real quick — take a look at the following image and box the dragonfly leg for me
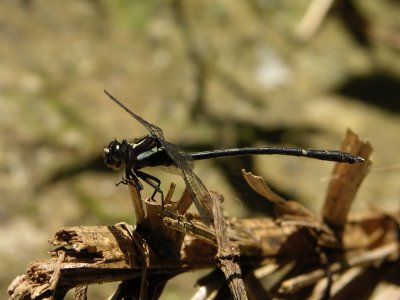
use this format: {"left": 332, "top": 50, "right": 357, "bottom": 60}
{"left": 116, "top": 177, "right": 128, "bottom": 186}
{"left": 117, "top": 171, "right": 144, "bottom": 191}
{"left": 135, "top": 170, "right": 165, "bottom": 211}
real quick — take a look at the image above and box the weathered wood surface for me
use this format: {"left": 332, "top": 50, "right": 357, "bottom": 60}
{"left": 8, "top": 131, "right": 400, "bottom": 300}
{"left": 8, "top": 208, "right": 399, "bottom": 299}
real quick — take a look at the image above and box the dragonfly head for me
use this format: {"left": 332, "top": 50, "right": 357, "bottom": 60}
{"left": 104, "top": 140, "right": 124, "bottom": 171}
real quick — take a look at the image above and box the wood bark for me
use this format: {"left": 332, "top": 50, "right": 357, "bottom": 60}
{"left": 8, "top": 131, "right": 400, "bottom": 300}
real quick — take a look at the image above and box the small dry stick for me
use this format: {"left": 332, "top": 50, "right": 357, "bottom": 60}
{"left": 128, "top": 181, "right": 145, "bottom": 223}
{"left": 163, "top": 216, "right": 217, "bottom": 246}
{"left": 279, "top": 241, "right": 399, "bottom": 294}
{"left": 295, "top": 0, "right": 336, "bottom": 41}
{"left": 212, "top": 191, "right": 248, "bottom": 300}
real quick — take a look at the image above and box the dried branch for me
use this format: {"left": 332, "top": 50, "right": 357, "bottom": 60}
{"left": 212, "top": 191, "right": 247, "bottom": 300}
{"left": 8, "top": 130, "right": 400, "bottom": 300}
{"left": 8, "top": 206, "right": 399, "bottom": 299}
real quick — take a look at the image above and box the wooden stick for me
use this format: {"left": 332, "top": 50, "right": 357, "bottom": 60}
{"left": 295, "top": 0, "right": 336, "bottom": 41}
{"left": 8, "top": 210, "right": 399, "bottom": 299}
{"left": 322, "top": 129, "right": 373, "bottom": 232}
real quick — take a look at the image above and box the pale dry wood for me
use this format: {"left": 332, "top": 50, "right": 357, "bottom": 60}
{"left": 128, "top": 182, "right": 145, "bottom": 223}
{"left": 8, "top": 131, "right": 400, "bottom": 300}
{"left": 295, "top": 0, "right": 336, "bottom": 41}
{"left": 242, "top": 169, "right": 332, "bottom": 230}
{"left": 323, "top": 129, "right": 373, "bottom": 232}
{"left": 279, "top": 241, "right": 399, "bottom": 294}
{"left": 176, "top": 186, "right": 193, "bottom": 215}
{"left": 8, "top": 208, "right": 399, "bottom": 300}
{"left": 242, "top": 169, "right": 338, "bottom": 248}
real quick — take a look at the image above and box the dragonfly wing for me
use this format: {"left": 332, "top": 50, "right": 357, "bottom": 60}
{"left": 159, "top": 165, "right": 182, "bottom": 175}
{"left": 180, "top": 167, "right": 213, "bottom": 225}
{"left": 105, "top": 90, "right": 165, "bottom": 138}
{"left": 122, "top": 107, "right": 212, "bottom": 224}
{"left": 162, "top": 141, "right": 213, "bottom": 225}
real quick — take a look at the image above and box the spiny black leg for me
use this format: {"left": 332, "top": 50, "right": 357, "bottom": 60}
{"left": 136, "top": 170, "right": 165, "bottom": 211}
{"left": 128, "top": 172, "right": 144, "bottom": 191}
{"left": 135, "top": 170, "right": 162, "bottom": 199}
{"left": 134, "top": 170, "right": 178, "bottom": 219}
{"left": 117, "top": 171, "right": 144, "bottom": 191}
{"left": 116, "top": 177, "right": 128, "bottom": 186}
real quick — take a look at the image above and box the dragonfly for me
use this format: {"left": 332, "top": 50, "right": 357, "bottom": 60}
{"left": 103, "top": 90, "right": 364, "bottom": 225}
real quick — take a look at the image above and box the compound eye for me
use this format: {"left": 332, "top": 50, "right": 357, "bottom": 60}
{"left": 110, "top": 142, "right": 122, "bottom": 158}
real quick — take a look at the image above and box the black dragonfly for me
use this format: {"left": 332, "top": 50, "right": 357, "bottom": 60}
{"left": 103, "top": 91, "right": 364, "bottom": 225}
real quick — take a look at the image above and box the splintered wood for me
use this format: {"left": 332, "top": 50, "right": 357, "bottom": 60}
{"left": 323, "top": 129, "right": 373, "bottom": 232}
{"left": 8, "top": 131, "right": 400, "bottom": 300}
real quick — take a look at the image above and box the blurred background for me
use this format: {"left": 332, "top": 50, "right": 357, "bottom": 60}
{"left": 1, "top": 0, "right": 399, "bottom": 298}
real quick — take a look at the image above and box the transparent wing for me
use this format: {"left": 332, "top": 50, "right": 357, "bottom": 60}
{"left": 104, "top": 90, "right": 165, "bottom": 138}
{"left": 162, "top": 141, "right": 213, "bottom": 225}
{"left": 180, "top": 167, "right": 213, "bottom": 225}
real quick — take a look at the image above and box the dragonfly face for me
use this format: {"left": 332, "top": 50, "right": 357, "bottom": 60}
{"left": 104, "top": 140, "right": 126, "bottom": 171}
